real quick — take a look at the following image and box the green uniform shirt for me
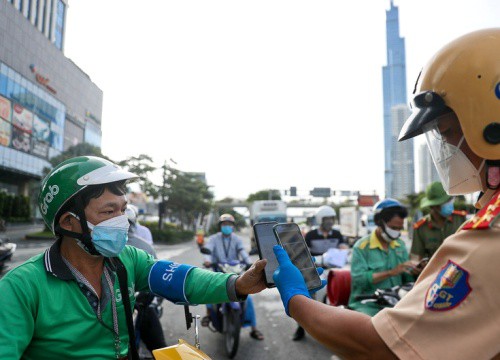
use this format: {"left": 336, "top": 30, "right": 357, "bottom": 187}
{"left": 0, "top": 242, "right": 232, "bottom": 360}
{"left": 348, "top": 231, "right": 414, "bottom": 316}
{"left": 411, "top": 212, "right": 466, "bottom": 259}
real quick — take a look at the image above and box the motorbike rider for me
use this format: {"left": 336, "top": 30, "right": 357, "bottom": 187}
{"left": 411, "top": 181, "right": 467, "bottom": 261}
{"left": 272, "top": 28, "right": 500, "bottom": 359}
{"left": 202, "top": 213, "right": 264, "bottom": 341}
{"left": 0, "top": 156, "right": 267, "bottom": 359}
{"left": 293, "top": 205, "right": 348, "bottom": 341}
{"left": 124, "top": 204, "right": 167, "bottom": 353}
{"left": 126, "top": 204, "right": 154, "bottom": 246}
{"left": 348, "top": 199, "right": 419, "bottom": 316}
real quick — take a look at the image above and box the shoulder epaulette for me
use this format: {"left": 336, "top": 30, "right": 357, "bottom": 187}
{"left": 413, "top": 218, "right": 427, "bottom": 229}
{"left": 462, "top": 192, "right": 500, "bottom": 230}
{"left": 452, "top": 210, "right": 467, "bottom": 217}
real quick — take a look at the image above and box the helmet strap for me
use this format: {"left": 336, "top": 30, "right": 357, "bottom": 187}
{"left": 56, "top": 194, "right": 101, "bottom": 256}
{"left": 486, "top": 160, "right": 500, "bottom": 190}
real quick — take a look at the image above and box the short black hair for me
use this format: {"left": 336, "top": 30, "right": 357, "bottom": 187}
{"left": 374, "top": 206, "right": 408, "bottom": 226}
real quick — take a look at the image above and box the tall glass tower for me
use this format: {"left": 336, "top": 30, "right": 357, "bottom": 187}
{"left": 382, "top": 1, "right": 414, "bottom": 198}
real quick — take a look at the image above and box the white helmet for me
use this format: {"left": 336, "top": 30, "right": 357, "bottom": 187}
{"left": 315, "top": 205, "right": 336, "bottom": 225}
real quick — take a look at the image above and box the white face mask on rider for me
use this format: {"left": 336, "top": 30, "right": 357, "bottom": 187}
{"left": 381, "top": 223, "right": 401, "bottom": 242}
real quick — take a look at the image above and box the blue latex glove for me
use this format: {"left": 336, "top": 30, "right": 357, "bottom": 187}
{"left": 273, "top": 245, "right": 326, "bottom": 316}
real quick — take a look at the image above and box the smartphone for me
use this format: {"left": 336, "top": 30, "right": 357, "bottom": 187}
{"left": 273, "top": 223, "right": 322, "bottom": 290}
{"left": 253, "top": 221, "right": 279, "bottom": 287}
{"left": 416, "top": 257, "right": 429, "bottom": 270}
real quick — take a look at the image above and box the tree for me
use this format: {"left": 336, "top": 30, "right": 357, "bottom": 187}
{"left": 117, "top": 154, "right": 158, "bottom": 197}
{"left": 246, "top": 189, "right": 282, "bottom": 202}
{"left": 401, "top": 191, "right": 425, "bottom": 238}
{"left": 48, "top": 143, "right": 111, "bottom": 169}
{"left": 162, "top": 166, "right": 214, "bottom": 230}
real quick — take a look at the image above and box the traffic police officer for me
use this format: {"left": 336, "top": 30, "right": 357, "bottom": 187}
{"left": 411, "top": 181, "right": 467, "bottom": 260}
{"left": 272, "top": 28, "right": 500, "bottom": 359}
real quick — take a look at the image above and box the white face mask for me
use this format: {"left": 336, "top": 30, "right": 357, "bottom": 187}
{"left": 382, "top": 222, "right": 401, "bottom": 241}
{"left": 424, "top": 123, "right": 485, "bottom": 195}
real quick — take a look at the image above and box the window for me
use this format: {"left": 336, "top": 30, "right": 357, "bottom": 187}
{"left": 54, "top": 0, "right": 65, "bottom": 50}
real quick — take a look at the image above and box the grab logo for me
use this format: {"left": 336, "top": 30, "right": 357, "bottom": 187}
{"left": 40, "top": 185, "right": 59, "bottom": 215}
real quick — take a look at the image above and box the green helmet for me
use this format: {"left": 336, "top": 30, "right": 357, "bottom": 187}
{"left": 420, "top": 182, "right": 452, "bottom": 210}
{"left": 39, "top": 156, "right": 138, "bottom": 233}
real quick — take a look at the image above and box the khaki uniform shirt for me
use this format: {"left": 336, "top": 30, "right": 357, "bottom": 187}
{"left": 372, "top": 191, "right": 500, "bottom": 360}
{"left": 411, "top": 211, "right": 467, "bottom": 259}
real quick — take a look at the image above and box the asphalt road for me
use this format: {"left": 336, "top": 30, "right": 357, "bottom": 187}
{"left": 6, "top": 228, "right": 339, "bottom": 360}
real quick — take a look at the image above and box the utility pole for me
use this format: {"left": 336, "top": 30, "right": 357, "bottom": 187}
{"left": 158, "top": 160, "right": 168, "bottom": 230}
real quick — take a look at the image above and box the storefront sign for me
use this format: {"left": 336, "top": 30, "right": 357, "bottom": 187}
{"left": 85, "top": 110, "right": 101, "bottom": 123}
{"left": 33, "top": 115, "right": 50, "bottom": 142}
{"left": 12, "top": 104, "right": 33, "bottom": 134}
{"left": 29, "top": 64, "right": 57, "bottom": 94}
{"left": 0, "top": 96, "right": 11, "bottom": 122}
{"left": 31, "top": 138, "right": 49, "bottom": 158}
{"left": 11, "top": 126, "right": 31, "bottom": 153}
{"left": 0, "top": 119, "right": 11, "bottom": 146}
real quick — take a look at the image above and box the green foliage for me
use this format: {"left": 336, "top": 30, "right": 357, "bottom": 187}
{"left": 47, "top": 143, "right": 111, "bottom": 169}
{"left": 400, "top": 192, "right": 425, "bottom": 223}
{"left": 161, "top": 167, "right": 214, "bottom": 230}
{"left": 0, "top": 192, "right": 31, "bottom": 221}
{"left": 117, "top": 154, "right": 158, "bottom": 197}
{"left": 246, "top": 189, "right": 282, "bottom": 202}
{"left": 141, "top": 221, "right": 194, "bottom": 244}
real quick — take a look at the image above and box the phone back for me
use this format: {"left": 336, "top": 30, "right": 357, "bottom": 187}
{"left": 274, "top": 223, "right": 322, "bottom": 290}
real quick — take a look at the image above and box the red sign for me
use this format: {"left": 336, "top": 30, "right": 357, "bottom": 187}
{"left": 29, "top": 64, "right": 57, "bottom": 94}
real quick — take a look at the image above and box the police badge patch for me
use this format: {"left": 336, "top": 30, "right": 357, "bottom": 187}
{"left": 425, "top": 260, "right": 472, "bottom": 311}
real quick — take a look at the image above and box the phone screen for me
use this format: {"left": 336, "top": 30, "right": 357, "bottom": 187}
{"left": 274, "top": 223, "right": 322, "bottom": 290}
{"left": 253, "top": 222, "right": 279, "bottom": 287}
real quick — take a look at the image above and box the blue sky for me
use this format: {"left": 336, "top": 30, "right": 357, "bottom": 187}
{"left": 64, "top": 0, "right": 500, "bottom": 199}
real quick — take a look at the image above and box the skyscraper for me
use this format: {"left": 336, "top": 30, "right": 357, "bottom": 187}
{"left": 391, "top": 104, "right": 414, "bottom": 198}
{"left": 382, "top": 0, "right": 414, "bottom": 198}
{"left": 418, "top": 142, "right": 440, "bottom": 192}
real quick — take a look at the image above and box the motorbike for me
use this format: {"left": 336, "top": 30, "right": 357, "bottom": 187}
{"left": 133, "top": 292, "right": 165, "bottom": 359}
{"left": 355, "top": 283, "right": 415, "bottom": 308}
{"left": 200, "top": 247, "right": 247, "bottom": 359}
{"left": 0, "top": 237, "right": 16, "bottom": 275}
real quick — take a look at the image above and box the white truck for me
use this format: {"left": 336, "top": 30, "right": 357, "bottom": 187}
{"left": 249, "top": 200, "right": 287, "bottom": 253}
{"left": 339, "top": 206, "right": 376, "bottom": 245}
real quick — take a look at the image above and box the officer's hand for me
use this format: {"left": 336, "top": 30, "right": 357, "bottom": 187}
{"left": 273, "top": 245, "right": 323, "bottom": 316}
{"left": 235, "top": 259, "right": 267, "bottom": 296}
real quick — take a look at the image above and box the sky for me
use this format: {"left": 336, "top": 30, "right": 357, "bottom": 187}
{"left": 63, "top": 0, "right": 500, "bottom": 200}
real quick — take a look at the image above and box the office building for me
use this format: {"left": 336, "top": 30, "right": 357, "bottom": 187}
{"left": 418, "top": 142, "right": 439, "bottom": 192}
{"left": 382, "top": 0, "right": 414, "bottom": 198}
{"left": 0, "top": 0, "right": 103, "bottom": 214}
{"left": 390, "top": 104, "right": 414, "bottom": 199}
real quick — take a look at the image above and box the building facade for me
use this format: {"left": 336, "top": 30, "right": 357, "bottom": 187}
{"left": 382, "top": 1, "right": 414, "bottom": 198}
{"left": 390, "top": 104, "right": 414, "bottom": 199}
{"left": 418, "top": 142, "right": 439, "bottom": 192}
{"left": 0, "top": 0, "right": 103, "bottom": 213}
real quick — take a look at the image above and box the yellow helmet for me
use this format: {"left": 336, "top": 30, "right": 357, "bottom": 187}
{"left": 152, "top": 339, "right": 212, "bottom": 360}
{"left": 399, "top": 28, "right": 500, "bottom": 160}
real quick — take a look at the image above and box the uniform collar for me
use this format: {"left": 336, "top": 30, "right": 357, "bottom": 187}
{"left": 428, "top": 213, "right": 452, "bottom": 229}
{"left": 44, "top": 238, "right": 75, "bottom": 281}
{"left": 369, "top": 231, "right": 400, "bottom": 250}
{"left": 475, "top": 189, "right": 499, "bottom": 209}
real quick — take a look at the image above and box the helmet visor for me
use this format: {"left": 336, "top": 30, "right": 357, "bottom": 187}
{"left": 399, "top": 91, "right": 452, "bottom": 141}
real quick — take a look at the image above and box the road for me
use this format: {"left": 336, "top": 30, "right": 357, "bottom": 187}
{"left": 7, "top": 228, "right": 339, "bottom": 360}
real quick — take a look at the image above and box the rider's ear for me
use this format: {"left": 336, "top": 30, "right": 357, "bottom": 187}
{"left": 59, "top": 212, "right": 77, "bottom": 232}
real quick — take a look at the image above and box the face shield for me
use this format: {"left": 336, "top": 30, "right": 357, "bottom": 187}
{"left": 422, "top": 118, "right": 485, "bottom": 195}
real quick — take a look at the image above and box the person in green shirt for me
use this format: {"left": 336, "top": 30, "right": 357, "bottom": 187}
{"left": 348, "top": 199, "right": 420, "bottom": 316}
{"left": 0, "top": 156, "right": 267, "bottom": 360}
{"left": 411, "top": 181, "right": 467, "bottom": 261}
